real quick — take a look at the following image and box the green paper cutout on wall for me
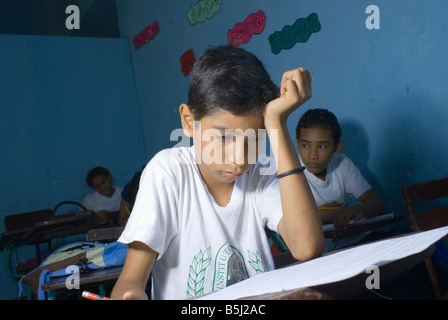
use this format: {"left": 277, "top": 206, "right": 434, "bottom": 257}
{"left": 268, "top": 13, "right": 321, "bottom": 54}
{"left": 187, "top": 0, "right": 222, "bottom": 25}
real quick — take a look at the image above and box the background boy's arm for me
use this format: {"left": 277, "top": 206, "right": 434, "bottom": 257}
{"left": 318, "top": 200, "right": 345, "bottom": 224}
{"left": 264, "top": 68, "right": 325, "bottom": 261}
{"left": 118, "top": 198, "right": 131, "bottom": 226}
{"left": 111, "top": 241, "right": 158, "bottom": 300}
{"left": 357, "top": 189, "right": 386, "bottom": 218}
{"left": 319, "top": 189, "right": 387, "bottom": 228}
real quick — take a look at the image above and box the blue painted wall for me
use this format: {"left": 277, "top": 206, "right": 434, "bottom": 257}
{"left": 0, "top": 35, "right": 146, "bottom": 299}
{"left": 116, "top": 0, "right": 448, "bottom": 213}
{"left": 1, "top": 0, "right": 447, "bottom": 299}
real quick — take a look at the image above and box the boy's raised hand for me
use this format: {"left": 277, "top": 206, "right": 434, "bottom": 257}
{"left": 264, "top": 68, "right": 312, "bottom": 123}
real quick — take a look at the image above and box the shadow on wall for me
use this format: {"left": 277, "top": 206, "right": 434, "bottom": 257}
{"left": 340, "top": 112, "right": 433, "bottom": 217}
{"left": 339, "top": 119, "right": 390, "bottom": 206}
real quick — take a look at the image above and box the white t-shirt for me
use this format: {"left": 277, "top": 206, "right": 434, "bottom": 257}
{"left": 82, "top": 186, "right": 122, "bottom": 212}
{"left": 119, "top": 146, "right": 283, "bottom": 300}
{"left": 301, "top": 153, "right": 372, "bottom": 251}
{"left": 302, "top": 153, "right": 371, "bottom": 206}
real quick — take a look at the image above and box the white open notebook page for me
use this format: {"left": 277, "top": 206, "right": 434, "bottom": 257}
{"left": 199, "top": 226, "right": 448, "bottom": 300}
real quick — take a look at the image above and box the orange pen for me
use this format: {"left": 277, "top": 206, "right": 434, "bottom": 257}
{"left": 82, "top": 291, "right": 111, "bottom": 300}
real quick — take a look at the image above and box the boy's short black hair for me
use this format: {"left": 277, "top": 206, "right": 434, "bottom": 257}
{"left": 86, "top": 167, "right": 111, "bottom": 187}
{"left": 188, "top": 45, "right": 279, "bottom": 120}
{"left": 296, "top": 108, "right": 342, "bottom": 143}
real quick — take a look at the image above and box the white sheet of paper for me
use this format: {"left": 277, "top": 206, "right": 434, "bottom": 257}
{"left": 199, "top": 226, "right": 448, "bottom": 300}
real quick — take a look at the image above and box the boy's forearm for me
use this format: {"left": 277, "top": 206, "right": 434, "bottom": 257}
{"left": 319, "top": 209, "right": 337, "bottom": 224}
{"left": 357, "top": 189, "right": 386, "bottom": 218}
{"left": 359, "top": 195, "right": 386, "bottom": 218}
{"left": 266, "top": 120, "right": 324, "bottom": 260}
{"left": 111, "top": 241, "right": 157, "bottom": 300}
{"left": 111, "top": 278, "right": 148, "bottom": 300}
{"left": 265, "top": 119, "right": 299, "bottom": 171}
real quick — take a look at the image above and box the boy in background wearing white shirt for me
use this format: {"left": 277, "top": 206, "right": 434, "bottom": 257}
{"left": 111, "top": 46, "right": 324, "bottom": 300}
{"left": 295, "top": 108, "right": 386, "bottom": 237}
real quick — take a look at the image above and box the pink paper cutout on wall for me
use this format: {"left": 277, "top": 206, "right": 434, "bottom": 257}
{"left": 180, "top": 49, "right": 196, "bottom": 76}
{"left": 133, "top": 21, "right": 159, "bottom": 50}
{"left": 227, "top": 11, "right": 266, "bottom": 48}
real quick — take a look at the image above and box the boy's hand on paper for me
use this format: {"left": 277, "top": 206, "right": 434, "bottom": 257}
{"left": 264, "top": 68, "right": 312, "bottom": 124}
{"left": 332, "top": 204, "right": 365, "bottom": 229}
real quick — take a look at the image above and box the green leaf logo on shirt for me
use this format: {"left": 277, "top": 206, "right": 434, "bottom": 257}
{"left": 186, "top": 247, "right": 211, "bottom": 298}
{"left": 247, "top": 250, "right": 265, "bottom": 274}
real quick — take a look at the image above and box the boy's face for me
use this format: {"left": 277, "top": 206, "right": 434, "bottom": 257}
{"left": 180, "top": 105, "right": 265, "bottom": 186}
{"left": 91, "top": 174, "right": 114, "bottom": 197}
{"left": 296, "top": 127, "right": 342, "bottom": 180}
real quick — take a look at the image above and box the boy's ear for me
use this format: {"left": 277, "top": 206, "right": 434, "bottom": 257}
{"left": 179, "top": 104, "right": 194, "bottom": 137}
{"left": 334, "top": 139, "right": 344, "bottom": 154}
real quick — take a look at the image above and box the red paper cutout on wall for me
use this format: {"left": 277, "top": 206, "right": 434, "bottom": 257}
{"left": 133, "top": 21, "right": 160, "bottom": 50}
{"left": 227, "top": 11, "right": 266, "bottom": 48}
{"left": 180, "top": 49, "right": 196, "bottom": 76}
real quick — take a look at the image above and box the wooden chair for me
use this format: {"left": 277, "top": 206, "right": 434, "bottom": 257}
{"left": 1, "top": 209, "right": 55, "bottom": 299}
{"left": 2, "top": 209, "right": 55, "bottom": 277}
{"left": 401, "top": 176, "right": 448, "bottom": 300}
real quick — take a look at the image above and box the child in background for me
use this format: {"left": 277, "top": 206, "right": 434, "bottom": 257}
{"left": 295, "top": 108, "right": 386, "bottom": 250}
{"left": 111, "top": 46, "right": 324, "bottom": 300}
{"left": 82, "top": 166, "right": 122, "bottom": 213}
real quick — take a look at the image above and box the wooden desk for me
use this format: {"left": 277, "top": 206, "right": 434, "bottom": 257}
{"left": 324, "top": 213, "right": 403, "bottom": 251}
{"left": 239, "top": 287, "right": 333, "bottom": 300}
{"left": 268, "top": 241, "right": 434, "bottom": 300}
{"left": 22, "top": 211, "right": 119, "bottom": 264}
{"left": 25, "top": 222, "right": 124, "bottom": 299}
{"left": 38, "top": 226, "right": 125, "bottom": 300}
{"left": 41, "top": 265, "right": 123, "bottom": 293}
{"left": 0, "top": 228, "right": 29, "bottom": 250}
{"left": 41, "top": 242, "right": 433, "bottom": 300}
{"left": 40, "top": 230, "right": 444, "bottom": 300}
{"left": 267, "top": 213, "right": 404, "bottom": 255}
{"left": 198, "top": 227, "right": 448, "bottom": 300}
{"left": 0, "top": 209, "right": 55, "bottom": 250}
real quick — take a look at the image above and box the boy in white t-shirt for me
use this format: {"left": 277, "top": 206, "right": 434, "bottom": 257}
{"left": 111, "top": 46, "right": 324, "bottom": 300}
{"left": 295, "top": 108, "right": 386, "bottom": 231}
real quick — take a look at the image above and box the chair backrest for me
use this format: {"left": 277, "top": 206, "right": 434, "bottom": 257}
{"left": 401, "top": 177, "right": 448, "bottom": 232}
{"left": 4, "top": 209, "right": 54, "bottom": 232}
{"left": 401, "top": 177, "right": 448, "bottom": 300}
